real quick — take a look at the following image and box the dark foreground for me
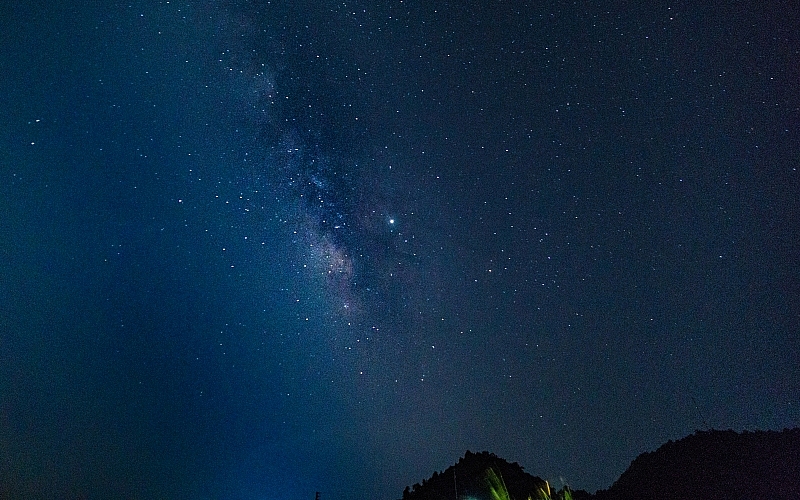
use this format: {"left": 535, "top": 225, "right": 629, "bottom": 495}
{"left": 401, "top": 428, "right": 800, "bottom": 500}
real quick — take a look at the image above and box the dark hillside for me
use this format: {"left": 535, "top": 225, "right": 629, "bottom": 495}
{"left": 400, "top": 429, "right": 799, "bottom": 500}
{"left": 401, "top": 450, "right": 590, "bottom": 500}
{"left": 594, "top": 428, "right": 800, "bottom": 500}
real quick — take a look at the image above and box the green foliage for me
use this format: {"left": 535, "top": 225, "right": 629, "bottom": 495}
{"left": 530, "top": 481, "right": 572, "bottom": 500}
{"left": 485, "top": 467, "right": 511, "bottom": 500}
{"left": 484, "top": 467, "right": 573, "bottom": 500}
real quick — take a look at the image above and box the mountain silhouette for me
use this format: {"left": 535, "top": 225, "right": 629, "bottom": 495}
{"left": 400, "top": 428, "right": 799, "bottom": 500}
{"left": 594, "top": 428, "right": 800, "bottom": 500}
{"left": 400, "top": 450, "right": 590, "bottom": 500}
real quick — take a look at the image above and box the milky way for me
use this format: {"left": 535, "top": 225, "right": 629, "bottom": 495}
{"left": 220, "top": 21, "right": 422, "bottom": 336}
{"left": 6, "top": 2, "right": 794, "bottom": 499}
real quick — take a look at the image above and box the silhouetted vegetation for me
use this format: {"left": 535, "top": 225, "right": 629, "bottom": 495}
{"left": 594, "top": 428, "right": 800, "bottom": 500}
{"left": 400, "top": 451, "right": 589, "bottom": 500}
{"left": 400, "top": 429, "right": 800, "bottom": 500}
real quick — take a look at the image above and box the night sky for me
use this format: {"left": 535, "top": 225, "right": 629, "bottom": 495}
{"left": 1, "top": 1, "right": 798, "bottom": 499}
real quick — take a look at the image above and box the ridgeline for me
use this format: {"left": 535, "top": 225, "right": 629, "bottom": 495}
{"left": 400, "top": 428, "right": 800, "bottom": 500}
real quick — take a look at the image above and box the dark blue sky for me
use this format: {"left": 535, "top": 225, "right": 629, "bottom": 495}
{"left": 1, "top": 1, "right": 798, "bottom": 499}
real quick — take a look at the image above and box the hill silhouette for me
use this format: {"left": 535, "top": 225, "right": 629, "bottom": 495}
{"left": 594, "top": 428, "right": 800, "bottom": 500}
{"left": 400, "top": 450, "right": 590, "bottom": 500}
{"left": 400, "top": 428, "right": 799, "bottom": 500}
